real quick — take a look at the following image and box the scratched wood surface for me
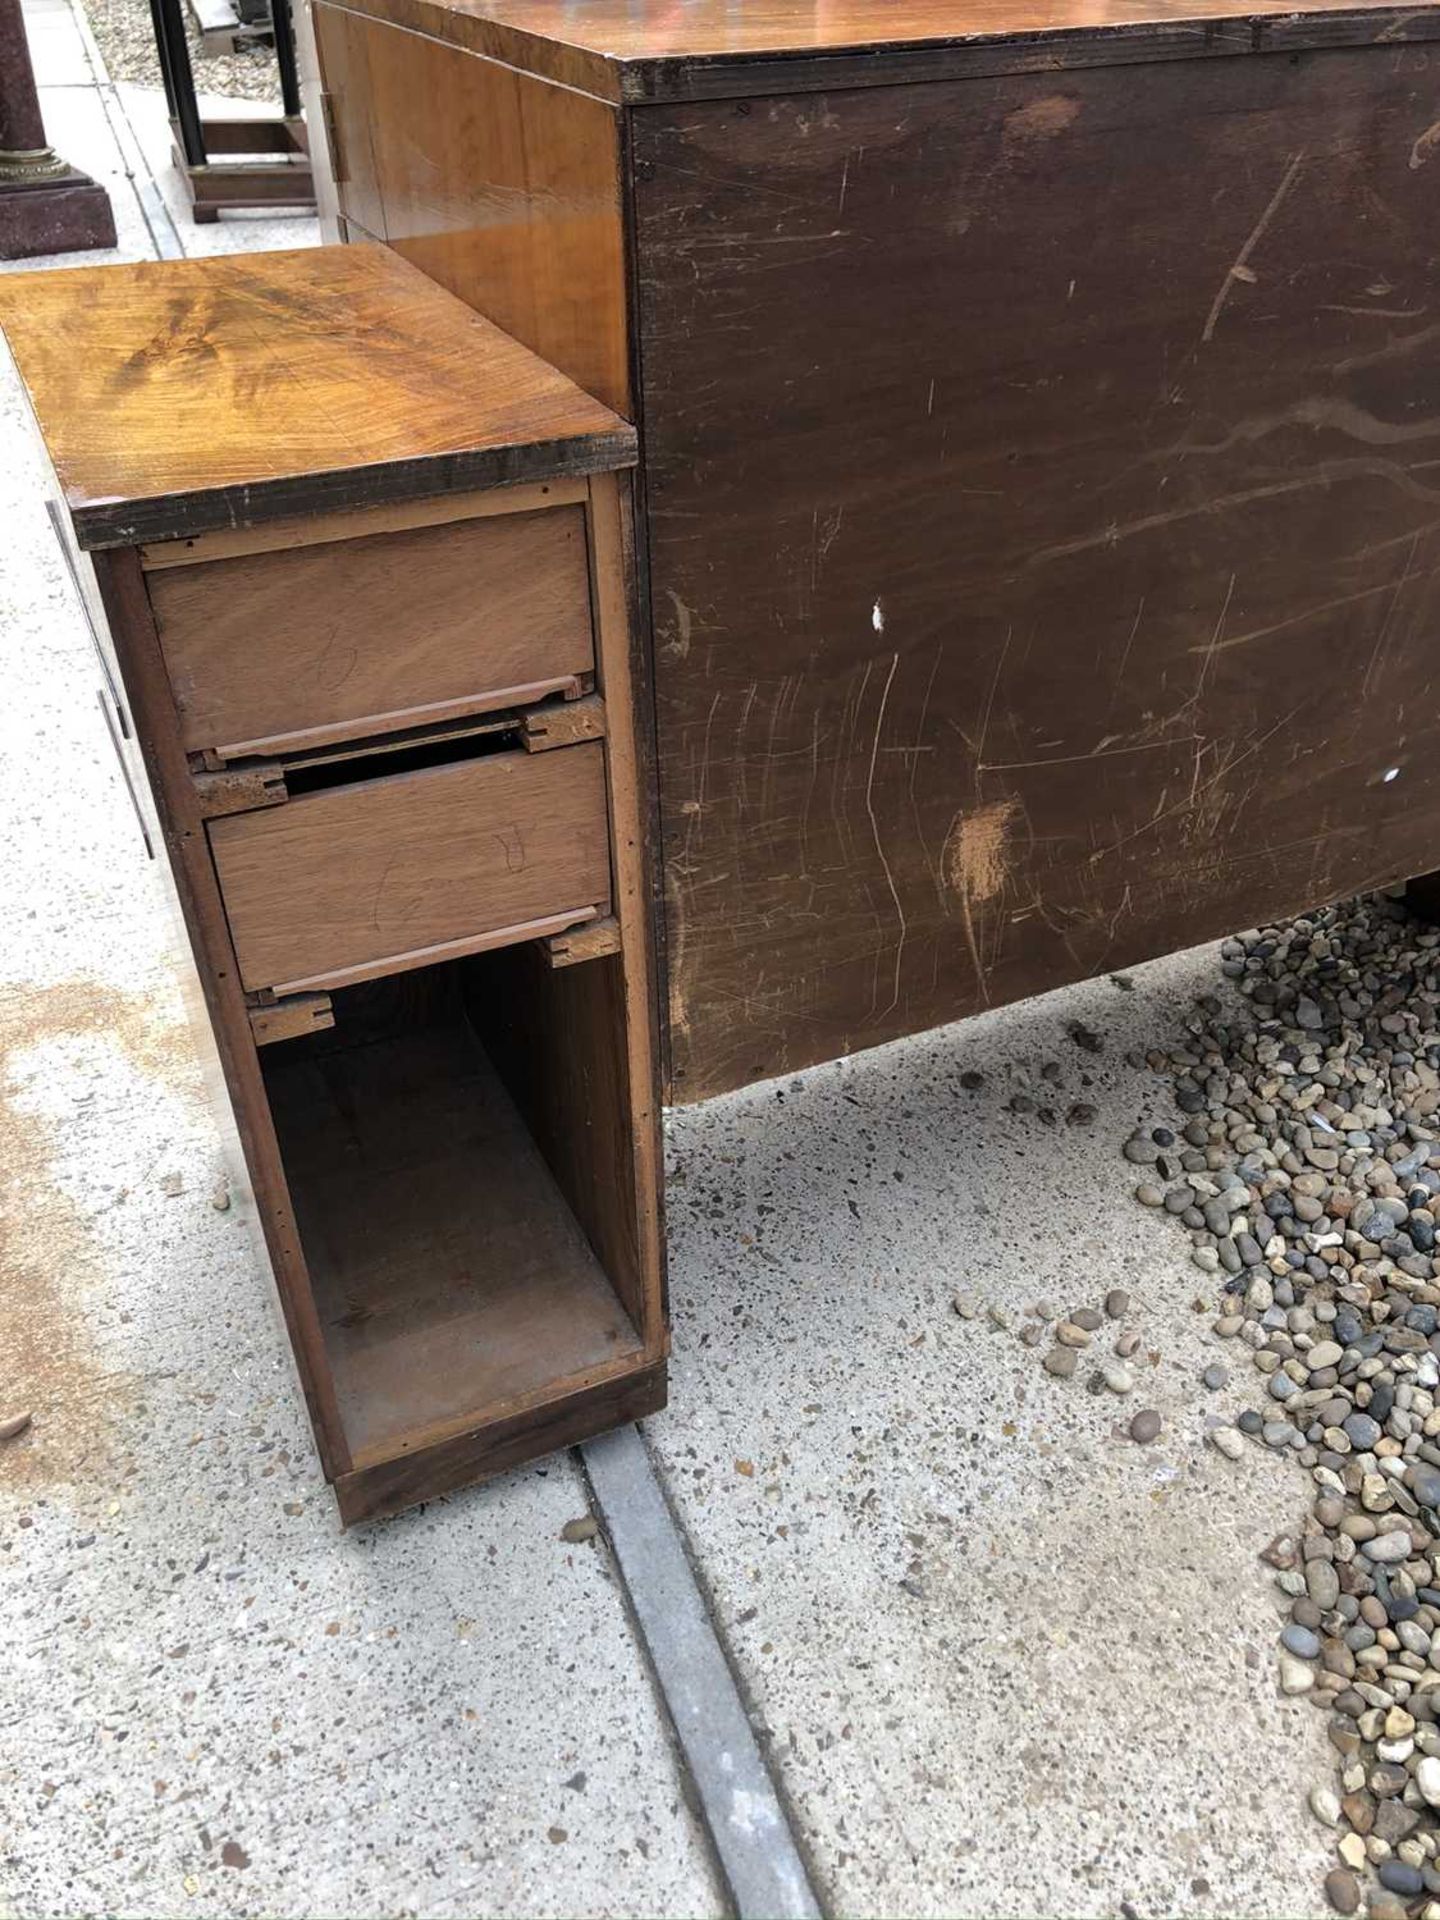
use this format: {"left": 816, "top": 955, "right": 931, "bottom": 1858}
{"left": 322, "top": 0, "right": 1440, "bottom": 100}
{"left": 0, "top": 243, "right": 634, "bottom": 547}
{"left": 634, "top": 51, "right": 1440, "bottom": 1101}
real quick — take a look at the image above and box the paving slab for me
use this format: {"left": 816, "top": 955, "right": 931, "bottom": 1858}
{"left": 658, "top": 960, "right": 1337, "bottom": 1919}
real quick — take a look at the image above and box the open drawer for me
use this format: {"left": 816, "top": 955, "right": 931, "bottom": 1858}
{"left": 147, "top": 502, "right": 596, "bottom": 762}
{"left": 208, "top": 738, "right": 611, "bottom": 995}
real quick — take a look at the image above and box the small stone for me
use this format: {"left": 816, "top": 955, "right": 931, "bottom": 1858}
{"left": 1043, "top": 1347, "right": 1079, "bottom": 1379}
{"left": 1070, "top": 1308, "right": 1104, "bottom": 1332}
{"left": 560, "top": 1516, "right": 599, "bottom": 1544}
{"left": 986, "top": 1304, "right": 1012, "bottom": 1331}
{"left": 1416, "top": 1756, "right": 1440, "bottom": 1808}
{"left": 160, "top": 1171, "right": 183, "bottom": 1197}
{"left": 209, "top": 1180, "right": 231, "bottom": 1212}
{"left": 1105, "top": 1289, "right": 1132, "bottom": 1319}
{"left": 1279, "top": 1652, "right": 1316, "bottom": 1694}
{"left": 1379, "top": 1862, "right": 1424, "bottom": 1898}
{"left": 1345, "top": 1413, "right": 1384, "bottom": 1452}
{"left": 1282, "top": 1624, "right": 1322, "bottom": 1659}
{"left": 1338, "top": 1834, "right": 1368, "bottom": 1871}
{"left": 1115, "top": 1329, "right": 1142, "bottom": 1357}
{"left": 0, "top": 1412, "right": 32, "bottom": 1443}
{"left": 1209, "top": 1426, "right": 1245, "bottom": 1460}
{"left": 1202, "top": 1363, "right": 1229, "bottom": 1391}
{"left": 1309, "top": 1342, "right": 1345, "bottom": 1372}
{"left": 1311, "top": 1783, "right": 1343, "bottom": 1827}
{"left": 1366, "top": 1530, "right": 1412, "bottom": 1566}
{"left": 1102, "top": 1362, "right": 1135, "bottom": 1395}
{"left": 1324, "top": 1869, "right": 1361, "bottom": 1915}
{"left": 1055, "top": 1322, "right": 1092, "bottom": 1348}
{"left": 952, "top": 1294, "right": 980, "bottom": 1320}
{"left": 1129, "top": 1409, "right": 1162, "bottom": 1444}
{"left": 1135, "top": 1184, "right": 1165, "bottom": 1207}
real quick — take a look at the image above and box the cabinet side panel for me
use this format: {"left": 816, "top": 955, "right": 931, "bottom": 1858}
{"left": 91, "top": 550, "right": 353, "bottom": 1477}
{"left": 313, "top": 4, "right": 631, "bottom": 416}
{"left": 635, "top": 53, "right": 1440, "bottom": 1102}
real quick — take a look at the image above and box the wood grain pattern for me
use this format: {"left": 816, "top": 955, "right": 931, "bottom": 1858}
{"left": 635, "top": 52, "right": 1440, "bottom": 1101}
{"left": 147, "top": 505, "right": 595, "bottom": 758}
{"left": 0, "top": 243, "right": 634, "bottom": 548}
{"left": 262, "top": 1019, "right": 645, "bottom": 1470}
{"left": 313, "top": 5, "right": 631, "bottom": 413}
{"left": 209, "top": 743, "right": 612, "bottom": 993}
{"left": 334, "top": 1359, "right": 666, "bottom": 1525}
{"left": 139, "top": 476, "right": 587, "bottom": 570}
{"left": 322, "top": 0, "right": 1440, "bottom": 99}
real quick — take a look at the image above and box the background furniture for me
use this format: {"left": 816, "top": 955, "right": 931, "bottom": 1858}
{"left": 0, "top": 244, "right": 666, "bottom": 1522}
{"left": 310, "top": 0, "right": 1440, "bottom": 1103}
{"left": 148, "top": 0, "right": 313, "bottom": 221}
{"left": 0, "top": 0, "right": 114, "bottom": 258}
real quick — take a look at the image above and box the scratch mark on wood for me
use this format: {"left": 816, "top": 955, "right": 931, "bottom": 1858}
{"left": 864, "top": 651, "right": 906, "bottom": 1021}
{"left": 1028, "top": 461, "right": 1440, "bottom": 566}
{"left": 1363, "top": 530, "right": 1420, "bottom": 696}
{"left": 1201, "top": 149, "right": 1306, "bottom": 344}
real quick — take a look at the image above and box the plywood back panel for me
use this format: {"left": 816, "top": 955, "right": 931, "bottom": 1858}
{"left": 635, "top": 51, "right": 1440, "bottom": 1100}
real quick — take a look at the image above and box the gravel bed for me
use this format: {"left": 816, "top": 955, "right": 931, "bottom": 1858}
{"left": 1121, "top": 889, "right": 1440, "bottom": 1920}
{"left": 82, "top": 0, "right": 280, "bottom": 102}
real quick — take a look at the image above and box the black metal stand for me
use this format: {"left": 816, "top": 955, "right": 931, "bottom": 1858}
{"left": 149, "top": 0, "right": 313, "bottom": 222}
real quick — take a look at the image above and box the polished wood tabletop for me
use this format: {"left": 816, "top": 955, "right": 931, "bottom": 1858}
{"left": 331, "top": 0, "right": 1440, "bottom": 97}
{"left": 0, "top": 244, "right": 634, "bottom": 547}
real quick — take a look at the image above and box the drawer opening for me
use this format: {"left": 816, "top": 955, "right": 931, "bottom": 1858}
{"left": 281, "top": 717, "right": 523, "bottom": 798}
{"left": 259, "top": 954, "right": 653, "bottom": 1473}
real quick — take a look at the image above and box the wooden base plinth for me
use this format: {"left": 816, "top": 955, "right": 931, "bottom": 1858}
{"left": 0, "top": 171, "right": 115, "bottom": 260}
{"left": 172, "top": 116, "right": 314, "bottom": 222}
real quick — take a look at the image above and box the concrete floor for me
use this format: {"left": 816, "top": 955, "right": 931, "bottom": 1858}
{"left": 0, "top": 7, "right": 1336, "bottom": 1913}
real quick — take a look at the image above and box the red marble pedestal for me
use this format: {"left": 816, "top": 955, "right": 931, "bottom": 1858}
{"left": 0, "top": 0, "right": 116, "bottom": 260}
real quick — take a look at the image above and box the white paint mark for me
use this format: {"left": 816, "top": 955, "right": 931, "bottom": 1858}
{"left": 871, "top": 598, "right": 885, "bottom": 634}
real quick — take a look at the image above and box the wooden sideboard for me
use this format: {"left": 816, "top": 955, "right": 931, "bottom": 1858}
{"left": 310, "top": 0, "right": 1440, "bottom": 1103}
{"left": 0, "top": 245, "right": 667, "bottom": 1522}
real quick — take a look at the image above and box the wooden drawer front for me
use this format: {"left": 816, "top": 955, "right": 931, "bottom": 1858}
{"left": 209, "top": 744, "right": 611, "bottom": 993}
{"left": 148, "top": 507, "right": 595, "bottom": 759}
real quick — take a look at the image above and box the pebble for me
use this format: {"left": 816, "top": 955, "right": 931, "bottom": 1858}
{"left": 1280, "top": 1652, "right": 1316, "bottom": 1695}
{"left": 560, "top": 1516, "right": 599, "bottom": 1544}
{"left": 1209, "top": 1426, "right": 1245, "bottom": 1460}
{"left": 1366, "top": 1531, "right": 1413, "bottom": 1566}
{"left": 1105, "top": 1289, "right": 1132, "bottom": 1319}
{"left": 1311, "top": 1784, "right": 1344, "bottom": 1826}
{"left": 1102, "top": 1362, "right": 1135, "bottom": 1395}
{"left": 1115, "top": 1329, "right": 1142, "bottom": 1357}
{"left": 953, "top": 1294, "right": 980, "bottom": 1320}
{"left": 1202, "top": 1363, "right": 1229, "bottom": 1390}
{"left": 0, "top": 1412, "right": 32, "bottom": 1443}
{"left": 1042, "top": 1348, "right": 1078, "bottom": 1379}
{"left": 1325, "top": 1868, "right": 1361, "bottom": 1915}
{"left": 1129, "top": 1409, "right": 1162, "bottom": 1444}
{"left": 1283, "top": 1624, "right": 1323, "bottom": 1659}
{"left": 1055, "top": 1322, "right": 1092, "bottom": 1348}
